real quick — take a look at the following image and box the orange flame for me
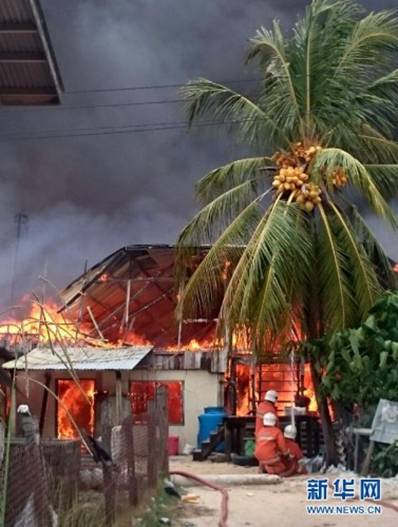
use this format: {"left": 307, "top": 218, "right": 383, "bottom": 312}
{"left": 57, "top": 379, "right": 95, "bottom": 439}
{"left": 122, "top": 330, "right": 152, "bottom": 346}
{"left": 0, "top": 301, "right": 110, "bottom": 347}
{"left": 236, "top": 363, "right": 251, "bottom": 416}
{"left": 166, "top": 338, "right": 217, "bottom": 352}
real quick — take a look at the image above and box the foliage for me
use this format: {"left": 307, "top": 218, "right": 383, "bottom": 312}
{"left": 322, "top": 291, "right": 398, "bottom": 407}
{"left": 135, "top": 486, "right": 180, "bottom": 527}
{"left": 177, "top": 0, "right": 398, "bottom": 350}
{"left": 371, "top": 441, "right": 398, "bottom": 478}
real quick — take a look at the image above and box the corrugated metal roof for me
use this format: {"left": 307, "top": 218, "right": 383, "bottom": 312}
{"left": 2, "top": 345, "right": 153, "bottom": 371}
{"left": 0, "top": 0, "right": 63, "bottom": 104}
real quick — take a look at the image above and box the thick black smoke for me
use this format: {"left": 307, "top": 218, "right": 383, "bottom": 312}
{"left": 0, "top": 0, "right": 396, "bottom": 305}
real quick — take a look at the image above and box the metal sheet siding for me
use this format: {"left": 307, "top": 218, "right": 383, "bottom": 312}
{"left": 0, "top": 0, "right": 62, "bottom": 103}
{"left": 0, "top": 0, "right": 33, "bottom": 24}
{"left": 2, "top": 346, "right": 153, "bottom": 371}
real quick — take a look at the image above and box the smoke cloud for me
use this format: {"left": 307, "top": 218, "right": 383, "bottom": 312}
{"left": 0, "top": 0, "right": 396, "bottom": 305}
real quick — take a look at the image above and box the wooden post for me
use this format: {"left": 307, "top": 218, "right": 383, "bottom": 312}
{"left": 156, "top": 386, "right": 169, "bottom": 475}
{"left": 39, "top": 373, "right": 51, "bottom": 435}
{"left": 124, "top": 415, "right": 138, "bottom": 506}
{"left": 115, "top": 371, "right": 122, "bottom": 425}
{"left": 361, "top": 440, "right": 375, "bottom": 476}
{"left": 101, "top": 417, "right": 115, "bottom": 525}
{"left": 250, "top": 358, "right": 257, "bottom": 416}
{"left": 147, "top": 399, "right": 158, "bottom": 488}
{"left": 224, "top": 420, "right": 232, "bottom": 461}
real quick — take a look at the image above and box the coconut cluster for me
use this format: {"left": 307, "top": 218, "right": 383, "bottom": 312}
{"left": 272, "top": 165, "right": 309, "bottom": 193}
{"left": 296, "top": 183, "right": 322, "bottom": 212}
{"left": 331, "top": 167, "right": 348, "bottom": 189}
{"left": 272, "top": 143, "right": 323, "bottom": 213}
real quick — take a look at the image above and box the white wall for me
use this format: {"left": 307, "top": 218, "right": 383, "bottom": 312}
{"left": 129, "top": 369, "right": 223, "bottom": 451}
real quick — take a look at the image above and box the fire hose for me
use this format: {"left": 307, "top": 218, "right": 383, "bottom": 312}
{"left": 169, "top": 470, "right": 229, "bottom": 527}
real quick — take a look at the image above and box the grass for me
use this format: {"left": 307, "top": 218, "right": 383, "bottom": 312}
{"left": 134, "top": 489, "right": 179, "bottom": 526}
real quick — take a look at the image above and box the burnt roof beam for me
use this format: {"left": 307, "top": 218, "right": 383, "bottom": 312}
{"left": 0, "top": 51, "right": 47, "bottom": 63}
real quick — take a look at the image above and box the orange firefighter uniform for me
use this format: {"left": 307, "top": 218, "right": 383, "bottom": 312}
{"left": 254, "top": 425, "right": 290, "bottom": 475}
{"left": 285, "top": 437, "right": 307, "bottom": 476}
{"left": 255, "top": 401, "right": 278, "bottom": 435}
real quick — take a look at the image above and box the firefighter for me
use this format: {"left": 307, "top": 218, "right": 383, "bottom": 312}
{"left": 255, "top": 389, "right": 278, "bottom": 435}
{"left": 255, "top": 412, "right": 290, "bottom": 475}
{"left": 283, "top": 424, "right": 307, "bottom": 476}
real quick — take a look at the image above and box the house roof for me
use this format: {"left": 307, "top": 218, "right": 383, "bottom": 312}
{"left": 2, "top": 345, "right": 153, "bottom": 370}
{"left": 0, "top": 0, "right": 63, "bottom": 105}
{"left": 60, "top": 244, "right": 223, "bottom": 348}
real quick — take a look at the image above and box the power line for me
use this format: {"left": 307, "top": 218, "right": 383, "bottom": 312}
{"left": 1, "top": 117, "right": 206, "bottom": 138}
{"left": 0, "top": 98, "right": 184, "bottom": 113}
{"left": 65, "top": 77, "right": 262, "bottom": 94}
{"left": 65, "top": 73, "right": 337, "bottom": 94}
{"left": 0, "top": 118, "right": 260, "bottom": 143}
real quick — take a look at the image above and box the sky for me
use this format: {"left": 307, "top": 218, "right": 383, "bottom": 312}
{"left": 0, "top": 0, "right": 397, "bottom": 305}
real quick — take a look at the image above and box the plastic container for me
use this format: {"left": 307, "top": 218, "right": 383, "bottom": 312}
{"left": 167, "top": 436, "right": 179, "bottom": 455}
{"left": 197, "top": 406, "right": 226, "bottom": 452}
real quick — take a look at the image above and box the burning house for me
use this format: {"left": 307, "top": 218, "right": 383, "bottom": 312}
{"left": 1, "top": 244, "right": 320, "bottom": 455}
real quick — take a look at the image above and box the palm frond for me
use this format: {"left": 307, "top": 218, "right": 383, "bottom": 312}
{"left": 350, "top": 207, "right": 396, "bottom": 289}
{"left": 221, "top": 200, "right": 312, "bottom": 343}
{"left": 358, "top": 133, "right": 398, "bottom": 163}
{"left": 312, "top": 147, "right": 397, "bottom": 226}
{"left": 247, "top": 21, "right": 303, "bottom": 133}
{"left": 327, "top": 199, "right": 381, "bottom": 317}
{"left": 196, "top": 156, "right": 274, "bottom": 204}
{"left": 180, "top": 78, "right": 287, "bottom": 147}
{"left": 336, "top": 10, "right": 398, "bottom": 75}
{"left": 176, "top": 200, "right": 261, "bottom": 320}
{"left": 361, "top": 69, "right": 398, "bottom": 112}
{"left": 318, "top": 203, "right": 354, "bottom": 332}
{"left": 364, "top": 164, "right": 398, "bottom": 200}
{"left": 178, "top": 181, "right": 270, "bottom": 247}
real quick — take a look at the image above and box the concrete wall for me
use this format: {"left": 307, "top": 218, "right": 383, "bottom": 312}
{"left": 14, "top": 368, "right": 224, "bottom": 452}
{"left": 130, "top": 369, "right": 224, "bottom": 451}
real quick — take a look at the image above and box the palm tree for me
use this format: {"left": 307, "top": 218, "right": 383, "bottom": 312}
{"left": 177, "top": 0, "right": 398, "bottom": 464}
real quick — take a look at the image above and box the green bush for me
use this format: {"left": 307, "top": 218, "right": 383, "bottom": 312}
{"left": 371, "top": 442, "right": 398, "bottom": 478}
{"left": 322, "top": 291, "right": 398, "bottom": 407}
{"left": 321, "top": 292, "right": 398, "bottom": 476}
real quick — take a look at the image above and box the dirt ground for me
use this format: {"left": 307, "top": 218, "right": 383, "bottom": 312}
{"left": 170, "top": 456, "right": 398, "bottom": 527}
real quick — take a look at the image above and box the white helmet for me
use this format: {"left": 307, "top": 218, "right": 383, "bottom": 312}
{"left": 263, "top": 412, "right": 277, "bottom": 426}
{"left": 284, "top": 425, "right": 297, "bottom": 439}
{"left": 265, "top": 390, "right": 278, "bottom": 403}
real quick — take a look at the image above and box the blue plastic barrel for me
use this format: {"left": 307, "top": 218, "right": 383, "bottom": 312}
{"left": 197, "top": 406, "right": 226, "bottom": 452}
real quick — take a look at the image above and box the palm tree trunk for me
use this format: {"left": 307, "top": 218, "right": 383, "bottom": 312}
{"left": 310, "top": 358, "right": 338, "bottom": 466}
{"left": 307, "top": 226, "right": 338, "bottom": 466}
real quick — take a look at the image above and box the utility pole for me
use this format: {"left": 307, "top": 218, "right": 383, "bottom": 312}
{"left": 9, "top": 213, "right": 28, "bottom": 306}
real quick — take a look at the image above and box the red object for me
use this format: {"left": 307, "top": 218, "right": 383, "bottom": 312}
{"left": 255, "top": 400, "right": 278, "bottom": 434}
{"left": 167, "top": 436, "right": 179, "bottom": 455}
{"left": 130, "top": 380, "right": 184, "bottom": 424}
